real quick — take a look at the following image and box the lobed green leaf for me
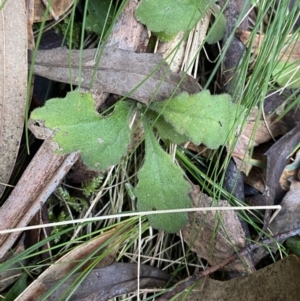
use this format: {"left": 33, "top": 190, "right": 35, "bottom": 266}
{"left": 30, "top": 91, "right": 132, "bottom": 170}
{"left": 146, "top": 109, "right": 189, "bottom": 144}
{"left": 150, "top": 90, "right": 244, "bottom": 149}
{"left": 134, "top": 119, "right": 191, "bottom": 233}
{"left": 135, "top": 0, "right": 215, "bottom": 37}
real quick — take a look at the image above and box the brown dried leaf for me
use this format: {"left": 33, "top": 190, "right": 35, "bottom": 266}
{"left": 269, "top": 179, "right": 300, "bottom": 237}
{"left": 260, "top": 125, "right": 300, "bottom": 231}
{"left": 15, "top": 225, "right": 129, "bottom": 301}
{"left": 44, "top": 262, "right": 170, "bottom": 301}
{"left": 31, "top": 46, "right": 201, "bottom": 105}
{"left": 232, "top": 107, "right": 286, "bottom": 175}
{"left": 237, "top": 29, "right": 300, "bottom": 62}
{"left": 186, "top": 255, "right": 300, "bottom": 301}
{"left": 181, "top": 186, "right": 252, "bottom": 273}
{"left": 254, "top": 179, "right": 300, "bottom": 263}
{"left": 279, "top": 149, "right": 300, "bottom": 190}
{"left": 244, "top": 165, "right": 266, "bottom": 194}
{"left": 34, "top": 0, "right": 75, "bottom": 22}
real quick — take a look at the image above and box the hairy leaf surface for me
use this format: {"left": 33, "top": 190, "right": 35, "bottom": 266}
{"left": 146, "top": 110, "right": 189, "bottom": 144}
{"left": 150, "top": 91, "right": 244, "bottom": 149}
{"left": 136, "top": 0, "right": 214, "bottom": 37}
{"left": 30, "top": 91, "right": 132, "bottom": 170}
{"left": 134, "top": 120, "right": 191, "bottom": 233}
